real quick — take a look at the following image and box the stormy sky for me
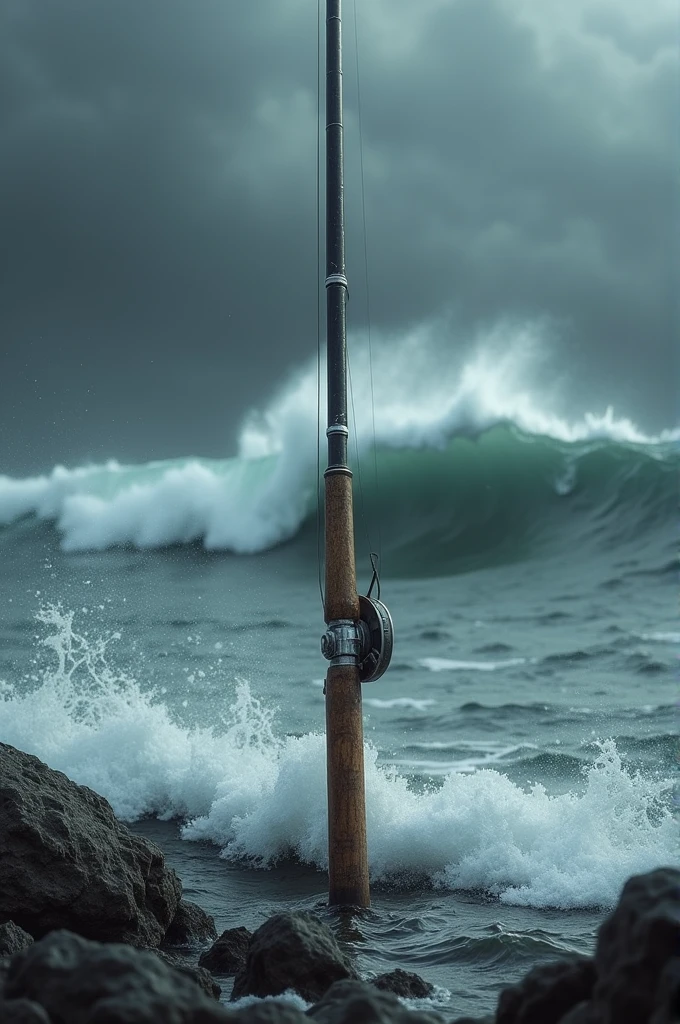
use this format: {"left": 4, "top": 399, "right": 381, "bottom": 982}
{"left": 1, "top": 0, "right": 677, "bottom": 473}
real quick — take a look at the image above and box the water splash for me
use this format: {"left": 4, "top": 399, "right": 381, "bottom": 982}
{"left": 2, "top": 608, "right": 675, "bottom": 909}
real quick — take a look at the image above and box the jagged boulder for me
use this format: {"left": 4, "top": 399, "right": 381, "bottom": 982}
{"left": 557, "top": 1003, "right": 601, "bottom": 1023}
{"left": 164, "top": 899, "right": 218, "bottom": 947}
{"left": 651, "top": 958, "right": 680, "bottom": 1024}
{"left": 0, "top": 742, "right": 182, "bottom": 946}
{"left": 495, "top": 956, "right": 596, "bottom": 1024}
{"left": 231, "top": 912, "right": 356, "bottom": 1003}
{"left": 199, "top": 927, "right": 253, "bottom": 976}
{"left": 371, "top": 969, "right": 434, "bottom": 999}
{"left": 229, "top": 1005, "right": 309, "bottom": 1024}
{"left": 493, "top": 867, "right": 680, "bottom": 1024}
{"left": 593, "top": 867, "right": 680, "bottom": 1024}
{"left": 154, "top": 949, "right": 221, "bottom": 1000}
{"left": 449, "top": 1017, "right": 495, "bottom": 1024}
{"left": 0, "top": 923, "right": 34, "bottom": 959}
{"left": 449, "top": 1018, "right": 495, "bottom": 1024}
{"left": 307, "top": 979, "right": 444, "bottom": 1023}
{"left": 3, "top": 929, "right": 231, "bottom": 1023}
{"left": 0, "top": 1000, "right": 51, "bottom": 1023}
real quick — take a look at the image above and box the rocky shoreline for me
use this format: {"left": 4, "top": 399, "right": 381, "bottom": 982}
{"left": 1, "top": 742, "right": 677, "bottom": 1023}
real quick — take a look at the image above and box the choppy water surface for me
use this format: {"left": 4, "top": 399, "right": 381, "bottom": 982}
{"left": 1, "top": 383, "right": 677, "bottom": 1018}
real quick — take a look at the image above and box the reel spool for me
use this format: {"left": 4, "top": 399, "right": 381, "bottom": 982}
{"left": 358, "top": 595, "right": 393, "bottom": 682}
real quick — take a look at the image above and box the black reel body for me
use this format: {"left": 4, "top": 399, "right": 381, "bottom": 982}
{"left": 358, "top": 595, "right": 393, "bottom": 682}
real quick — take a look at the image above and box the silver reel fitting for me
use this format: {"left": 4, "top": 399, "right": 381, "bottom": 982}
{"left": 321, "top": 596, "right": 394, "bottom": 683}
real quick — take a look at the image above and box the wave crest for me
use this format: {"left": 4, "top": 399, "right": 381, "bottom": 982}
{"left": 1, "top": 329, "right": 677, "bottom": 556}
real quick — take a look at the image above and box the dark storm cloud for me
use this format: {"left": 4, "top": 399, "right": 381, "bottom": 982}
{"left": 0, "top": 0, "right": 676, "bottom": 471}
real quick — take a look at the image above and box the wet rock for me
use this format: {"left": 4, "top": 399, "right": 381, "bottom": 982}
{"left": 164, "top": 899, "right": 218, "bottom": 947}
{"left": 1, "top": 956, "right": 10, "bottom": 993}
{"left": 650, "top": 958, "right": 680, "bottom": 1024}
{"left": 0, "top": 923, "right": 34, "bottom": 959}
{"left": 0, "top": 743, "right": 182, "bottom": 947}
{"left": 496, "top": 956, "right": 596, "bottom": 1024}
{"left": 0, "top": 1000, "right": 51, "bottom": 1023}
{"left": 199, "top": 926, "right": 253, "bottom": 975}
{"left": 593, "top": 867, "right": 680, "bottom": 1024}
{"left": 307, "top": 978, "right": 444, "bottom": 1023}
{"left": 154, "top": 948, "right": 222, "bottom": 1000}
{"left": 449, "top": 1017, "right": 495, "bottom": 1024}
{"left": 178, "top": 962, "right": 222, "bottom": 1002}
{"left": 231, "top": 912, "right": 356, "bottom": 1003}
{"left": 371, "top": 969, "right": 434, "bottom": 999}
{"left": 558, "top": 1002, "right": 602, "bottom": 1024}
{"left": 493, "top": 868, "right": 680, "bottom": 1024}
{"left": 229, "top": 1004, "right": 310, "bottom": 1024}
{"left": 4, "top": 929, "right": 231, "bottom": 1023}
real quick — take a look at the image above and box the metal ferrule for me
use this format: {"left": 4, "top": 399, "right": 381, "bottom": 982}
{"left": 326, "top": 421, "right": 350, "bottom": 473}
{"left": 326, "top": 421, "right": 348, "bottom": 467}
{"left": 325, "top": 273, "right": 349, "bottom": 295}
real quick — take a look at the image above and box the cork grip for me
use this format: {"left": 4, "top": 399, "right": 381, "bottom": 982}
{"left": 324, "top": 471, "right": 360, "bottom": 623}
{"left": 325, "top": 661, "right": 370, "bottom": 906}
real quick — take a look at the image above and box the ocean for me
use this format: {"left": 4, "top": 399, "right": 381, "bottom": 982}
{"left": 1, "top": 350, "right": 678, "bottom": 1019}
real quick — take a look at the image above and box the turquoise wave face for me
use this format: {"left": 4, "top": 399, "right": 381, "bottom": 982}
{"left": 0, "top": 426, "right": 677, "bottom": 568}
{"left": 329, "top": 427, "right": 678, "bottom": 576}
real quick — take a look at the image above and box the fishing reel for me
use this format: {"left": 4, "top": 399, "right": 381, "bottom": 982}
{"left": 321, "top": 595, "right": 394, "bottom": 682}
{"left": 357, "top": 595, "right": 393, "bottom": 682}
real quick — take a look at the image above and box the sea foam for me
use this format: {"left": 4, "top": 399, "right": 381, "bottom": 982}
{"left": 419, "top": 657, "right": 527, "bottom": 673}
{"left": 0, "top": 607, "right": 675, "bottom": 911}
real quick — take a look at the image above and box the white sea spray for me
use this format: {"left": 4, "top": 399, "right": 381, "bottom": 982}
{"left": 0, "top": 606, "right": 675, "bottom": 911}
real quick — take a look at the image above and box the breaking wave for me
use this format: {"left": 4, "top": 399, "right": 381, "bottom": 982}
{"left": 1, "top": 331, "right": 678, "bottom": 571}
{"left": 0, "top": 606, "right": 675, "bottom": 911}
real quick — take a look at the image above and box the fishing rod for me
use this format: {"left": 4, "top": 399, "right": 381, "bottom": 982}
{"left": 320, "top": 0, "right": 393, "bottom": 908}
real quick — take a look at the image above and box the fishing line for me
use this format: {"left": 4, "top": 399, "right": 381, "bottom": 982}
{"left": 347, "top": 339, "right": 383, "bottom": 602}
{"left": 352, "top": 0, "right": 383, "bottom": 570}
{"left": 347, "top": 349, "right": 373, "bottom": 571}
{"left": 366, "top": 551, "right": 381, "bottom": 601}
{"left": 315, "top": 0, "right": 325, "bottom": 612}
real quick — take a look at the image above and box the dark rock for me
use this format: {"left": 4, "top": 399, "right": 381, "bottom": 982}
{"left": 1, "top": 955, "right": 10, "bottom": 993}
{"left": 307, "top": 978, "right": 444, "bottom": 1023}
{"left": 231, "top": 912, "right": 356, "bottom": 1003}
{"left": 496, "top": 957, "right": 596, "bottom": 1024}
{"left": 4, "top": 929, "right": 231, "bottom": 1023}
{"left": 449, "top": 1017, "right": 495, "bottom": 1024}
{"left": 449, "top": 1018, "right": 495, "bottom": 1024}
{"left": 165, "top": 900, "right": 218, "bottom": 947}
{"left": 0, "top": 743, "right": 182, "bottom": 947}
{"left": 0, "top": 1000, "right": 51, "bottom": 1023}
{"left": 594, "top": 866, "right": 680, "bottom": 1024}
{"left": 186, "top": 964, "right": 222, "bottom": 1002}
{"left": 650, "top": 958, "right": 680, "bottom": 1024}
{"left": 154, "top": 949, "right": 222, "bottom": 1000}
{"left": 0, "top": 923, "right": 34, "bottom": 959}
{"left": 199, "top": 927, "right": 253, "bottom": 976}
{"left": 371, "top": 969, "right": 434, "bottom": 999}
{"left": 229, "top": 1005, "right": 310, "bottom": 1024}
{"left": 558, "top": 1002, "right": 602, "bottom": 1023}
